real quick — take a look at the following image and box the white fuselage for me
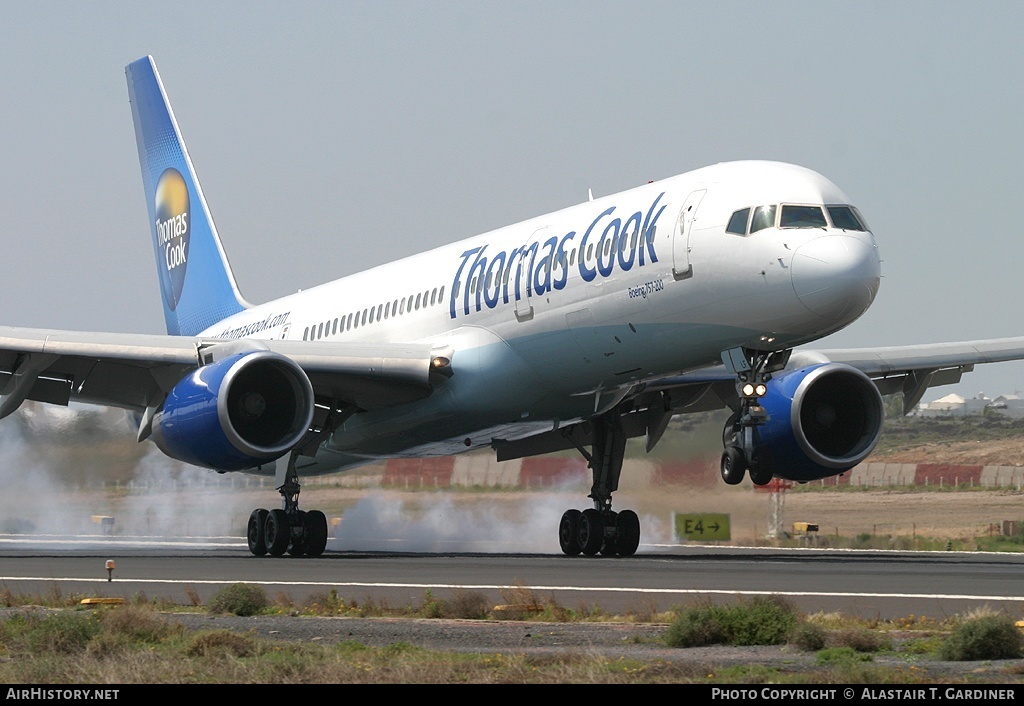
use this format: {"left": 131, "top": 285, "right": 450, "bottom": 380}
{"left": 203, "top": 161, "right": 881, "bottom": 474}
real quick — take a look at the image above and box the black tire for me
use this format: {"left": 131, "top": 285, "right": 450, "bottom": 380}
{"left": 578, "top": 509, "right": 603, "bottom": 556}
{"left": 720, "top": 446, "right": 746, "bottom": 485}
{"left": 304, "top": 510, "right": 329, "bottom": 557}
{"left": 615, "top": 510, "right": 641, "bottom": 557}
{"left": 559, "top": 509, "right": 582, "bottom": 556}
{"left": 749, "top": 464, "right": 773, "bottom": 486}
{"left": 265, "top": 509, "right": 290, "bottom": 557}
{"left": 247, "top": 508, "right": 268, "bottom": 556}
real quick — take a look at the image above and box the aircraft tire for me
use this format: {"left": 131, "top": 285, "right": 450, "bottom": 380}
{"left": 559, "top": 509, "right": 582, "bottom": 556}
{"left": 579, "top": 509, "right": 603, "bottom": 556}
{"left": 265, "top": 509, "right": 290, "bottom": 557}
{"left": 615, "top": 510, "right": 641, "bottom": 557}
{"left": 749, "top": 465, "right": 773, "bottom": 486}
{"left": 247, "top": 508, "right": 269, "bottom": 556}
{"left": 304, "top": 510, "right": 329, "bottom": 557}
{"left": 720, "top": 446, "right": 746, "bottom": 485}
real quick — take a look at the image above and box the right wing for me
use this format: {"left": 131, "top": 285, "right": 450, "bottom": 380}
{"left": 0, "top": 325, "right": 446, "bottom": 422}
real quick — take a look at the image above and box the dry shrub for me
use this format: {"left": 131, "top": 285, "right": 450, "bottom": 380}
{"left": 184, "top": 586, "right": 202, "bottom": 607}
{"left": 829, "top": 628, "right": 892, "bottom": 653}
{"left": 207, "top": 583, "right": 268, "bottom": 616}
{"left": 185, "top": 629, "right": 258, "bottom": 658}
{"left": 445, "top": 590, "right": 491, "bottom": 619}
{"left": 100, "top": 605, "right": 177, "bottom": 643}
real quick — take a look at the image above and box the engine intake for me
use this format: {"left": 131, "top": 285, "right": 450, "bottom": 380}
{"left": 151, "top": 351, "right": 314, "bottom": 471}
{"left": 755, "top": 363, "right": 884, "bottom": 481}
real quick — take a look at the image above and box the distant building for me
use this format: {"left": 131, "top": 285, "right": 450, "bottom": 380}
{"left": 914, "top": 391, "right": 1024, "bottom": 417}
{"left": 987, "top": 394, "right": 1024, "bottom": 418}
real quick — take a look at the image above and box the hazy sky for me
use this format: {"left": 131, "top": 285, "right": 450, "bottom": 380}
{"left": 2, "top": 1, "right": 1024, "bottom": 400}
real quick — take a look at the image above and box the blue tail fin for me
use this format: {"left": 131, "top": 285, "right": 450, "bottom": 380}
{"left": 126, "top": 56, "right": 248, "bottom": 336}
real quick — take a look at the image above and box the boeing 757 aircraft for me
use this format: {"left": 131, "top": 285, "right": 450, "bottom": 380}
{"left": 3, "top": 56, "right": 1024, "bottom": 558}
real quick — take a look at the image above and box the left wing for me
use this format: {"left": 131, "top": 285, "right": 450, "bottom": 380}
{"left": 494, "top": 336, "right": 1024, "bottom": 462}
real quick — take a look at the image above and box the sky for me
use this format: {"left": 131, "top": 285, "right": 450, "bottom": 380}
{"left": 2, "top": 1, "right": 1024, "bottom": 402}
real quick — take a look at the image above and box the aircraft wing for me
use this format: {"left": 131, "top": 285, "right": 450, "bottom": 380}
{"left": 0, "top": 325, "right": 444, "bottom": 421}
{"left": 642, "top": 337, "right": 1024, "bottom": 410}
{"left": 495, "top": 336, "right": 1024, "bottom": 461}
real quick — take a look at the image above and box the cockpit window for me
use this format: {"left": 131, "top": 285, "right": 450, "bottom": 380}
{"left": 749, "top": 205, "right": 777, "bottom": 233}
{"left": 780, "top": 205, "right": 827, "bottom": 228}
{"left": 726, "top": 208, "right": 750, "bottom": 235}
{"left": 827, "top": 205, "right": 867, "bottom": 231}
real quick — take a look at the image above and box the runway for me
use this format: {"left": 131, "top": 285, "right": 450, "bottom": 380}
{"left": 0, "top": 535, "right": 1022, "bottom": 619}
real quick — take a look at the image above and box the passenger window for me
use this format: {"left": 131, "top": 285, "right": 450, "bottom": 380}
{"left": 333, "top": 318, "right": 339, "bottom": 335}
{"left": 726, "top": 208, "right": 750, "bottom": 235}
{"left": 377, "top": 304, "right": 383, "bottom": 321}
{"left": 750, "top": 205, "right": 777, "bottom": 233}
{"left": 361, "top": 309, "right": 367, "bottom": 326}
{"left": 317, "top": 322, "right": 324, "bottom": 339}
{"left": 780, "top": 205, "right": 827, "bottom": 228}
{"left": 431, "top": 287, "right": 437, "bottom": 306}
{"left": 415, "top": 293, "right": 422, "bottom": 310}
{"left": 438, "top": 285, "right": 445, "bottom": 302}
{"left": 303, "top": 327, "right": 309, "bottom": 341}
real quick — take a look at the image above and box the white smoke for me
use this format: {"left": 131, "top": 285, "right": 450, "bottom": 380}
{"left": 0, "top": 403, "right": 260, "bottom": 544}
{"left": 329, "top": 489, "right": 670, "bottom": 553}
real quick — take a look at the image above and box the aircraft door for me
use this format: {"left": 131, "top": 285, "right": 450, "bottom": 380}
{"left": 672, "top": 189, "right": 706, "bottom": 280}
{"left": 513, "top": 227, "right": 548, "bottom": 322}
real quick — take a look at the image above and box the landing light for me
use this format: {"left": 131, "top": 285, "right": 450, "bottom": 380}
{"left": 741, "top": 383, "right": 767, "bottom": 398}
{"left": 430, "top": 356, "right": 453, "bottom": 378}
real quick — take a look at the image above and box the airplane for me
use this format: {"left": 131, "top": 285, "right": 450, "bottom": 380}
{"left": 4, "top": 55, "right": 1024, "bottom": 559}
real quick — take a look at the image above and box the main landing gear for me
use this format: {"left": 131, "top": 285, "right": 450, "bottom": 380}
{"left": 246, "top": 450, "right": 329, "bottom": 557}
{"left": 558, "top": 412, "right": 642, "bottom": 557}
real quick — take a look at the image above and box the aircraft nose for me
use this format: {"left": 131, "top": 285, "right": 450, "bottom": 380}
{"left": 791, "top": 235, "right": 881, "bottom": 322}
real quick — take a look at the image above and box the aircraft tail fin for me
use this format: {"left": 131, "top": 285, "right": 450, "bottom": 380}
{"left": 126, "top": 56, "right": 248, "bottom": 336}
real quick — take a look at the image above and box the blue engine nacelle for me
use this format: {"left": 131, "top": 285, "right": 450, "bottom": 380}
{"left": 753, "top": 362, "right": 884, "bottom": 481}
{"left": 151, "top": 351, "right": 315, "bottom": 471}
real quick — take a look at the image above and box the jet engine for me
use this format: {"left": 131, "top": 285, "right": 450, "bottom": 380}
{"left": 150, "top": 351, "right": 314, "bottom": 471}
{"left": 751, "top": 363, "right": 884, "bottom": 481}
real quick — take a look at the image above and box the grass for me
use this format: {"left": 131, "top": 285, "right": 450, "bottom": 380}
{"left": 0, "top": 588, "right": 1021, "bottom": 683}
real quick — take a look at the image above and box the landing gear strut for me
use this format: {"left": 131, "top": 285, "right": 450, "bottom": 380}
{"left": 558, "top": 412, "right": 641, "bottom": 557}
{"left": 719, "top": 347, "right": 790, "bottom": 487}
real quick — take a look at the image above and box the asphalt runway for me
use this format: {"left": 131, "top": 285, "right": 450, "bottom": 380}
{"left": 0, "top": 535, "right": 1022, "bottom": 620}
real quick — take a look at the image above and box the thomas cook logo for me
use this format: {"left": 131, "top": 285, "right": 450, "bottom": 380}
{"left": 154, "top": 168, "right": 190, "bottom": 311}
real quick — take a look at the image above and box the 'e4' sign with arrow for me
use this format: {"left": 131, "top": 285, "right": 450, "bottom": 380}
{"left": 674, "top": 513, "right": 731, "bottom": 541}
